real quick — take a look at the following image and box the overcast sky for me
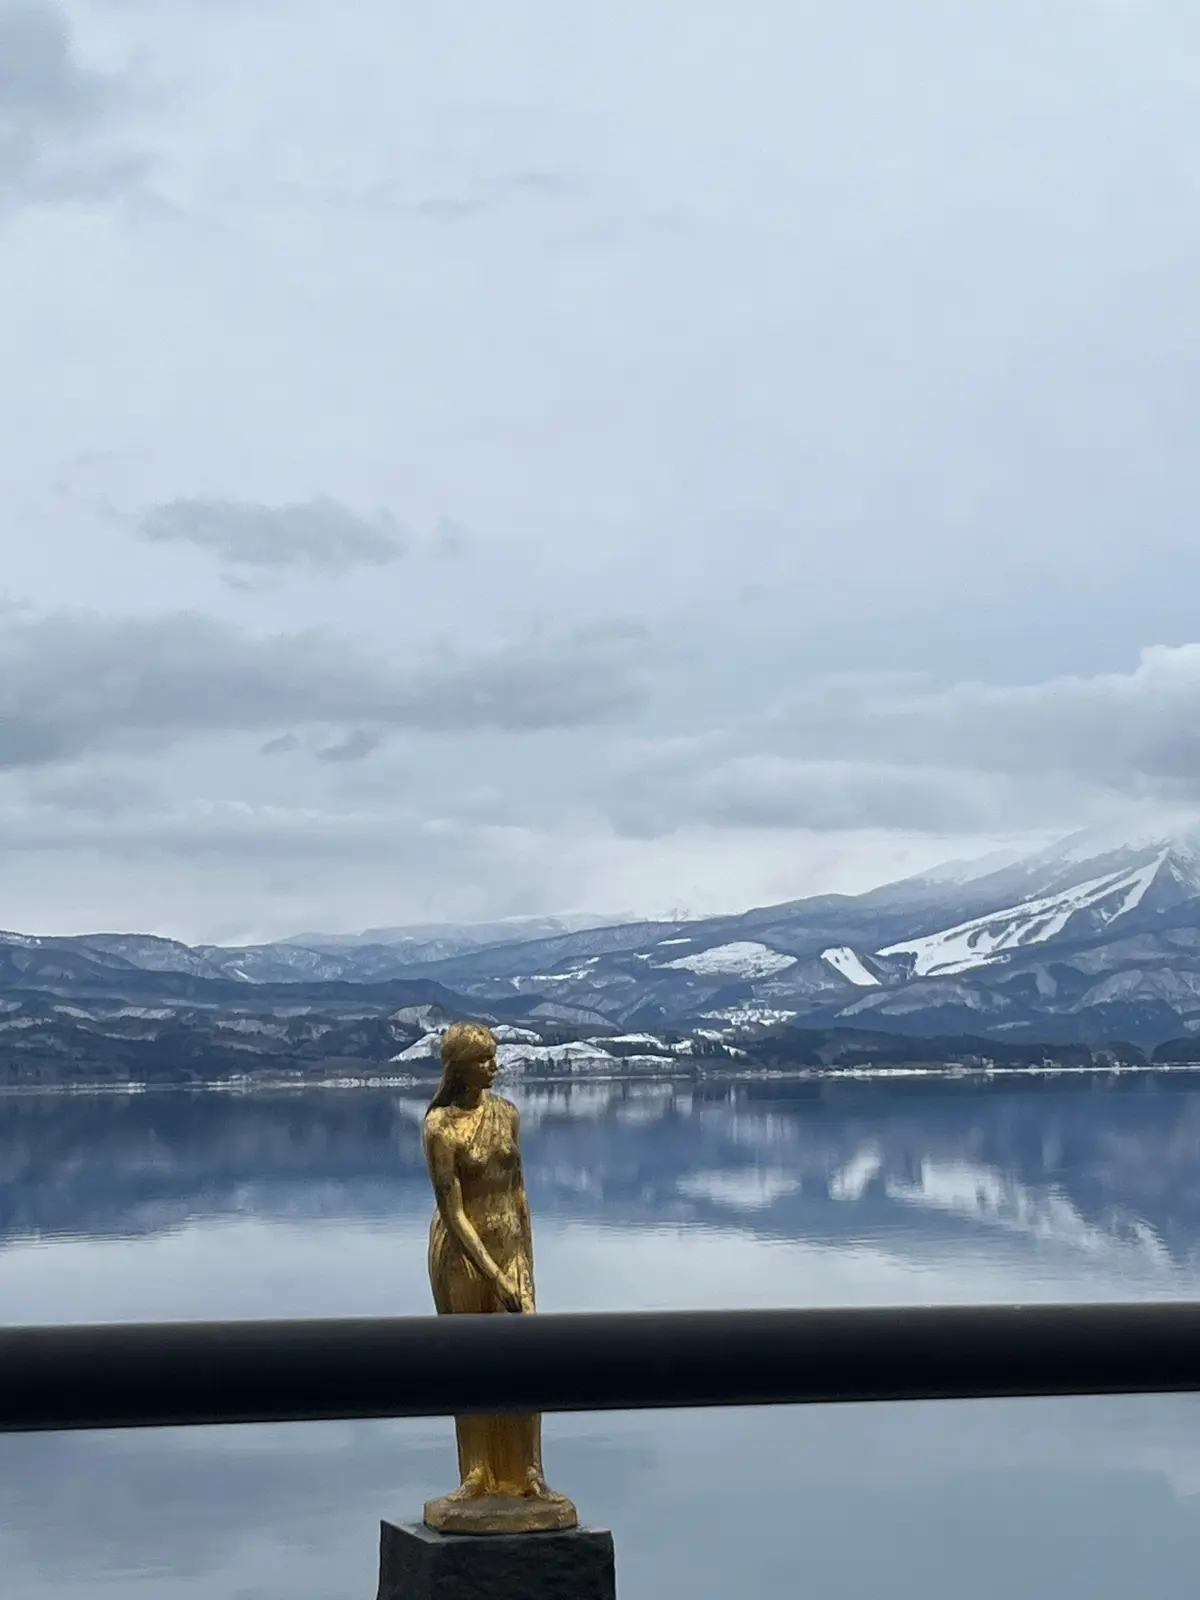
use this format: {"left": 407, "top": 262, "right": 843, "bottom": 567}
{"left": 2, "top": 0, "right": 1199, "bottom": 943}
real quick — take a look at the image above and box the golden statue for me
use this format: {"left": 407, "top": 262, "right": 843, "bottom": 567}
{"left": 421, "top": 1021, "right": 579, "bottom": 1534}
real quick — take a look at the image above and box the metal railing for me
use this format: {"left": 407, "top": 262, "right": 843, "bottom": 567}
{"left": 3, "top": 1301, "right": 1200, "bottom": 1433}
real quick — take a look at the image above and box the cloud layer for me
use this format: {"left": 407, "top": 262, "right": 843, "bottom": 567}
{"left": 4, "top": 0, "right": 1200, "bottom": 936}
{"left": 611, "top": 648, "right": 1200, "bottom": 838}
{"left": 2, "top": 636, "right": 1194, "bottom": 939}
{"left": 0, "top": 1, "right": 139, "bottom": 203}
{"left": 134, "top": 496, "right": 407, "bottom": 577}
{"left": 0, "top": 607, "right": 650, "bottom": 769}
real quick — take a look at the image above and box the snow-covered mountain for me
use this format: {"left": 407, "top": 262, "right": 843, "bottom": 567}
{"left": 9, "top": 823, "right": 1200, "bottom": 1051}
{"left": 876, "top": 854, "right": 1170, "bottom": 977}
{"left": 370, "top": 823, "right": 1200, "bottom": 1045}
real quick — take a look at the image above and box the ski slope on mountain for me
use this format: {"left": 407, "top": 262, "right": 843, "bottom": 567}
{"left": 821, "top": 947, "right": 881, "bottom": 987}
{"left": 877, "top": 855, "right": 1166, "bottom": 977}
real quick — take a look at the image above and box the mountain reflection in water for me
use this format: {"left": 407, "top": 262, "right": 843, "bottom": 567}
{"left": 3, "top": 1074, "right": 1200, "bottom": 1600}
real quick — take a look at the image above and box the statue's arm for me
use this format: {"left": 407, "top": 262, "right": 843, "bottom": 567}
{"left": 510, "top": 1104, "right": 536, "bottom": 1309}
{"left": 423, "top": 1117, "right": 505, "bottom": 1289}
{"left": 510, "top": 1104, "right": 532, "bottom": 1240}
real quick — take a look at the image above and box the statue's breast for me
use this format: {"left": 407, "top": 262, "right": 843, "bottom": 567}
{"left": 452, "top": 1111, "right": 517, "bottom": 1181}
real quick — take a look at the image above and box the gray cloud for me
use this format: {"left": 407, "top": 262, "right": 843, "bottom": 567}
{"left": 611, "top": 756, "right": 1086, "bottom": 839}
{"left": 12, "top": 638, "right": 1180, "bottom": 932}
{"left": 0, "top": 799, "right": 409, "bottom": 861}
{"left": 609, "top": 647, "right": 1200, "bottom": 838}
{"left": 0, "top": 1, "right": 139, "bottom": 203}
{"left": 0, "top": 607, "right": 650, "bottom": 770}
{"left": 133, "top": 496, "right": 407, "bottom": 577}
{"left": 24, "top": 767, "right": 162, "bottom": 818}
{"left": 315, "top": 728, "right": 382, "bottom": 763}
{"left": 758, "top": 649, "right": 1200, "bottom": 792}
{"left": 0, "top": 801, "right": 576, "bottom": 944}
{"left": 0, "top": 2, "right": 108, "bottom": 125}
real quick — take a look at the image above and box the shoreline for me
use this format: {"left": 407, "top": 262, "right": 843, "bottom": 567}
{"left": 0, "top": 1074, "right": 428, "bottom": 1098}
{"left": 2, "top": 1058, "right": 1200, "bottom": 1098}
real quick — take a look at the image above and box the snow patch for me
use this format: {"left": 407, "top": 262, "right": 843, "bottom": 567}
{"left": 821, "top": 947, "right": 881, "bottom": 987}
{"left": 388, "top": 1003, "right": 456, "bottom": 1029}
{"left": 661, "top": 942, "right": 796, "bottom": 979}
{"left": 701, "top": 1000, "right": 794, "bottom": 1029}
{"left": 492, "top": 1024, "right": 542, "bottom": 1044}
{"left": 525, "top": 966, "right": 600, "bottom": 983}
{"left": 498, "top": 1040, "right": 617, "bottom": 1070}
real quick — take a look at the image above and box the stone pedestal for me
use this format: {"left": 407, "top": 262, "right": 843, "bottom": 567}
{"left": 376, "top": 1520, "right": 616, "bottom": 1600}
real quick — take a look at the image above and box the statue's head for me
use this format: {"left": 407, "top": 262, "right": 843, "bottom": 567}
{"left": 429, "top": 1021, "right": 498, "bottom": 1107}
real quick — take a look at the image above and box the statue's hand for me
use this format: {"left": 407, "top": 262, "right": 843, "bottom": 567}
{"left": 494, "top": 1267, "right": 524, "bottom": 1313}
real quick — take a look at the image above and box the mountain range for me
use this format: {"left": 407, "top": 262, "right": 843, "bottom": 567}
{"left": 7, "top": 823, "right": 1200, "bottom": 1082}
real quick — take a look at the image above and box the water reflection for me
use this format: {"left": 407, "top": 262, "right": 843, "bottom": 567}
{"left": 3, "top": 1075, "right": 1200, "bottom": 1598}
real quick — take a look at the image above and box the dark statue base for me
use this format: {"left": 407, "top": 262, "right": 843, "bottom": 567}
{"left": 376, "top": 1520, "right": 616, "bottom": 1600}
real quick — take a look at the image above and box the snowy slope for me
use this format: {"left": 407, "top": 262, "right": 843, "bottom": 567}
{"left": 659, "top": 942, "right": 797, "bottom": 979}
{"left": 821, "top": 947, "right": 881, "bottom": 987}
{"left": 877, "top": 856, "right": 1166, "bottom": 977}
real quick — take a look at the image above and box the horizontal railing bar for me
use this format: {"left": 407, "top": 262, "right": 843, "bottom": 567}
{"left": 2, "top": 1303, "right": 1199, "bottom": 1434}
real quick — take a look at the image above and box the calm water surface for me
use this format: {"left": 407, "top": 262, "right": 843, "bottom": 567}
{"left": 3, "top": 1073, "right": 1200, "bottom": 1599}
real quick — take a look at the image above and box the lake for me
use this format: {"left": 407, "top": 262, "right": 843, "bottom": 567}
{"left": 3, "top": 1072, "right": 1200, "bottom": 1599}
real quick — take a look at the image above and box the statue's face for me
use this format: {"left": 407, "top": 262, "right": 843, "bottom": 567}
{"left": 466, "top": 1047, "right": 498, "bottom": 1088}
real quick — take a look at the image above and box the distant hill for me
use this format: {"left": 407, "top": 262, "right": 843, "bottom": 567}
{"left": 8, "top": 824, "right": 1200, "bottom": 1081}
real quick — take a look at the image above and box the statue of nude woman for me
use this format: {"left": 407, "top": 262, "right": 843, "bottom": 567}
{"left": 421, "top": 1020, "right": 578, "bottom": 1534}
